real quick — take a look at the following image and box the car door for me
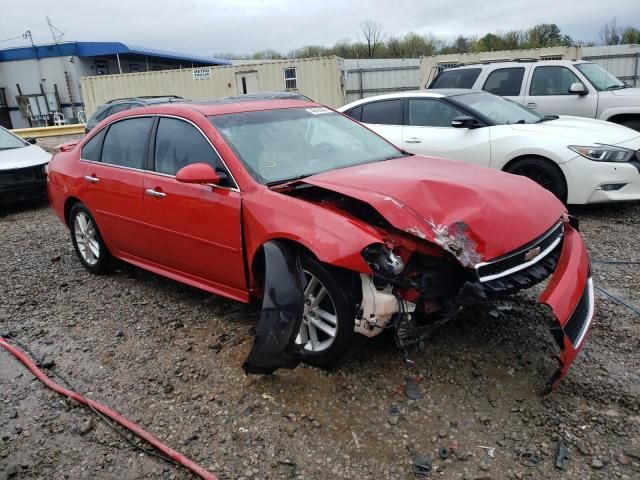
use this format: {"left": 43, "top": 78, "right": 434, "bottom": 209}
{"left": 523, "top": 65, "right": 598, "bottom": 117}
{"left": 401, "top": 98, "right": 492, "bottom": 167}
{"left": 354, "top": 98, "right": 404, "bottom": 147}
{"left": 481, "top": 67, "right": 526, "bottom": 104}
{"left": 142, "top": 116, "right": 245, "bottom": 292}
{"left": 80, "top": 117, "right": 153, "bottom": 258}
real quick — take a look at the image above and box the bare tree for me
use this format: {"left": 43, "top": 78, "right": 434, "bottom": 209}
{"left": 600, "top": 18, "right": 622, "bottom": 45}
{"left": 360, "top": 20, "right": 384, "bottom": 58}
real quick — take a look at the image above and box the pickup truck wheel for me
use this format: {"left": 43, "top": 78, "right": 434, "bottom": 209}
{"left": 69, "top": 203, "right": 114, "bottom": 274}
{"left": 295, "top": 256, "right": 354, "bottom": 368}
{"left": 622, "top": 119, "right": 640, "bottom": 132}
{"left": 505, "top": 157, "right": 567, "bottom": 203}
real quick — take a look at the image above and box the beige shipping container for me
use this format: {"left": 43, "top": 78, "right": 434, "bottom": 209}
{"left": 80, "top": 56, "right": 345, "bottom": 116}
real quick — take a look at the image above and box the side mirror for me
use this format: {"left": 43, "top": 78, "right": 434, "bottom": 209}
{"left": 176, "top": 163, "right": 220, "bottom": 185}
{"left": 569, "top": 82, "right": 587, "bottom": 95}
{"left": 451, "top": 116, "right": 478, "bottom": 129}
{"left": 25, "top": 137, "right": 37, "bottom": 145}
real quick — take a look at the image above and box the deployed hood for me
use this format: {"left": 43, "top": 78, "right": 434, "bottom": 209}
{"left": 510, "top": 116, "right": 640, "bottom": 145}
{"left": 303, "top": 156, "right": 565, "bottom": 262}
{"left": 0, "top": 144, "right": 51, "bottom": 170}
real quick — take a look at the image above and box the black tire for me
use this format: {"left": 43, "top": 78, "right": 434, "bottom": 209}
{"left": 505, "top": 157, "right": 567, "bottom": 203}
{"left": 297, "top": 256, "right": 354, "bottom": 368}
{"left": 622, "top": 119, "right": 640, "bottom": 132}
{"left": 69, "top": 203, "right": 114, "bottom": 274}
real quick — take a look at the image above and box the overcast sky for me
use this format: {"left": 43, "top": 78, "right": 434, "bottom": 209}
{"left": 1, "top": 0, "right": 639, "bottom": 57}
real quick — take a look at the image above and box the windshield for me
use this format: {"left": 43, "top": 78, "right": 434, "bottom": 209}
{"left": 450, "top": 92, "right": 543, "bottom": 125}
{"left": 209, "top": 107, "right": 403, "bottom": 184}
{"left": 575, "top": 63, "right": 627, "bottom": 91}
{"left": 0, "top": 128, "right": 27, "bottom": 150}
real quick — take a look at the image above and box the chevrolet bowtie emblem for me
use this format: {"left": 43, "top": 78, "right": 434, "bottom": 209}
{"left": 524, "top": 246, "right": 542, "bottom": 262}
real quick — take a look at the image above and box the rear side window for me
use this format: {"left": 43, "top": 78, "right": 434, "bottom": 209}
{"left": 154, "top": 118, "right": 231, "bottom": 184}
{"left": 360, "top": 99, "right": 403, "bottom": 125}
{"left": 529, "top": 66, "right": 581, "bottom": 96}
{"left": 408, "top": 99, "right": 466, "bottom": 127}
{"left": 346, "top": 105, "right": 362, "bottom": 121}
{"left": 101, "top": 117, "right": 153, "bottom": 169}
{"left": 430, "top": 68, "right": 481, "bottom": 89}
{"left": 482, "top": 68, "right": 524, "bottom": 96}
{"left": 80, "top": 129, "right": 106, "bottom": 161}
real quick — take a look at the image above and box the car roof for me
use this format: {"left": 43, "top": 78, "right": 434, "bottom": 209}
{"left": 339, "top": 89, "right": 483, "bottom": 109}
{"left": 444, "top": 60, "right": 591, "bottom": 70}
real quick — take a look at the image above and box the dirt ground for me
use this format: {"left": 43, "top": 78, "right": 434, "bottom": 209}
{"left": 1, "top": 200, "right": 639, "bottom": 480}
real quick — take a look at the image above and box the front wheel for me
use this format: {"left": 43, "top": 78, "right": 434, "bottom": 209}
{"left": 505, "top": 157, "right": 567, "bottom": 203}
{"left": 69, "top": 203, "right": 114, "bottom": 274}
{"left": 295, "top": 256, "right": 354, "bottom": 368}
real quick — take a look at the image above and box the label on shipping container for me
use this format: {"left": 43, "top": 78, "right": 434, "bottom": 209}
{"left": 193, "top": 67, "right": 212, "bottom": 80}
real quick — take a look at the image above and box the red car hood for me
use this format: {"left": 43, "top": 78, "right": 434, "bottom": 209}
{"left": 303, "top": 156, "right": 566, "bottom": 262}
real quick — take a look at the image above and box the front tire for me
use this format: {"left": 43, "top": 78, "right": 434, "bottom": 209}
{"left": 295, "top": 256, "right": 354, "bottom": 368}
{"left": 505, "top": 157, "right": 567, "bottom": 203}
{"left": 69, "top": 203, "right": 114, "bottom": 274}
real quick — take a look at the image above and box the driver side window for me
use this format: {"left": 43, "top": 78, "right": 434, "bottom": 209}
{"left": 529, "top": 66, "right": 581, "bottom": 96}
{"left": 154, "top": 117, "right": 234, "bottom": 187}
{"left": 408, "top": 99, "right": 466, "bottom": 127}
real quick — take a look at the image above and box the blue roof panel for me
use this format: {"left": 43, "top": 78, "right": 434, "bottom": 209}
{"left": 0, "top": 41, "right": 231, "bottom": 66}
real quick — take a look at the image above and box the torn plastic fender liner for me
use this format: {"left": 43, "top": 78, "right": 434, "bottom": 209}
{"left": 243, "top": 240, "right": 306, "bottom": 375}
{"left": 538, "top": 225, "right": 594, "bottom": 394}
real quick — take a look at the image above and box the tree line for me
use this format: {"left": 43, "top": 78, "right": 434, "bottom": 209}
{"left": 216, "top": 18, "right": 640, "bottom": 60}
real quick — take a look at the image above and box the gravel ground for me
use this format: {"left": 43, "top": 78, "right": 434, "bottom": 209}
{"left": 1, "top": 200, "right": 639, "bottom": 480}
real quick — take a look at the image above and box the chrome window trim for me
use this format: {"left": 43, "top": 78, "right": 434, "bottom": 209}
{"left": 475, "top": 221, "right": 563, "bottom": 283}
{"left": 79, "top": 113, "right": 241, "bottom": 193}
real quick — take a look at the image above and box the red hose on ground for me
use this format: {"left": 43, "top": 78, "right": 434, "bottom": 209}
{"left": 0, "top": 336, "right": 217, "bottom": 480}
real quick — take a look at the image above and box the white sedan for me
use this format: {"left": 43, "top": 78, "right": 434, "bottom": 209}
{"left": 0, "top": 126, "right": 51, "bottom": 205}
{"left": 338, "top": 90, "right": 640, "bottom": 204}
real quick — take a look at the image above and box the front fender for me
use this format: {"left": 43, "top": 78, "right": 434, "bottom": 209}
{"left": 242, "top": 190, "right": 382, "bottom": 285}
{"left": 538, "top": 225, "right": 594, "bottom": 393}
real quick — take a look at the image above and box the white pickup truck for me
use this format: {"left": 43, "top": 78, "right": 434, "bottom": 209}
{"left": 428, "top": 60, "right": 640, "bottom": 130}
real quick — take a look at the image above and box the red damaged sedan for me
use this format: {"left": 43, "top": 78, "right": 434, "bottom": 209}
{"left": 47, "top": 93, "right": 594, "bottom": 392}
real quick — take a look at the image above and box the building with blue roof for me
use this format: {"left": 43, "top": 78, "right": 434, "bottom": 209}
{"left": 0, "top": 41, "right": 231, "bottom": 129}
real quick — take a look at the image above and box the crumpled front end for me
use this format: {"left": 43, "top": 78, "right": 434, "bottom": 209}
{"left": 357, "top": 217, "right": 594, "bottom": 393}
{"left": 538, "top": 225, "right": 594, "bottom": 394}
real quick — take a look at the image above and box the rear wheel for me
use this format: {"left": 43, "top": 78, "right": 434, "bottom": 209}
{"left": 295, "top": 256, "right": 354, "bottom": 368}
{"left": 69, "top": 203, "right": 114, "bottom": 274}
{"left": 505, "top": 157, "right": 567, "bottom": 203}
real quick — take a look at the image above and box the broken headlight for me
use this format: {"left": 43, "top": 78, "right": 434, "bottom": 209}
{"left": 568, "top": 145, "right": 635, "bottom": 163}
{"left": 362, "top": 244, "right": 404, "bottom": 276}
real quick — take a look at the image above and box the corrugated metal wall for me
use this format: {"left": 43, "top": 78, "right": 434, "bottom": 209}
{"left": 581, "top": 45, "right": 640, "bottom": 86}
{"left": 80, "top": 57, "right": 345, "bottom": 115}
{"left": 343, "top": 58, "right": 420, "bottom": 104}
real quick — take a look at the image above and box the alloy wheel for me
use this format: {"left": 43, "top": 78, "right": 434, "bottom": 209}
{"left": 74, "top": 212, "right": 100, "bottom": 266}
{"left": 295, "top": 270, "right": 338, "bottom": 352}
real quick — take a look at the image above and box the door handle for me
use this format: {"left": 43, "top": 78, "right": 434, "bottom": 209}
{"left": 84, "top": 175, "right": 99, "bottom": 183}
{"left": 405, "top": 138, "right": 422, "bottom": 144}
{"left": 145, "top": 188, "right": 166, "bottom": 198}
{"left": 526, "top": 102, "right": 537, "bottom": 109}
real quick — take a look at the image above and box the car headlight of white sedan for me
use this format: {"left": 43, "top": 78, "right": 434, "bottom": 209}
{"left": 568, "top": 145, "right": 637, "bottom": 163}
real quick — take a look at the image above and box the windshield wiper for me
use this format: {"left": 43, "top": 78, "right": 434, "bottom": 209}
{"left": 536, "top": 114, "right": 560, "bottom": 123}
{"left": 605, "top": 84, "right": 628, "bottom": 90}
{"left": 266, "top": 174, "right": 310, "bottom": 188}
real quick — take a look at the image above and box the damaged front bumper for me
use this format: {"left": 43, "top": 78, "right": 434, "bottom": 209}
{"left": 538, "top": 225, "right": 594, "bottom": 394}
